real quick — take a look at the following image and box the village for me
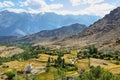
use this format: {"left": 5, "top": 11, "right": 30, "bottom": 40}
{"left": 0, "top": 45, "right": 120, "bottom": 80}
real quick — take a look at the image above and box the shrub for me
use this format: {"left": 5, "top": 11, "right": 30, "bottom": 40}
{"left": 79, "top": 66, "right": 120, "bottom": 80}
{"left": 6, "top": 71, "right": 15, "bottom": 80}
{"left": 114, "top": 61, "right": 120, "bottom": 65}
{"left": 2, "top": 65, "right": 9, "bottom": 68}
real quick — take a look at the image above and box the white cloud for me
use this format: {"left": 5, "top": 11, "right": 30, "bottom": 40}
{"left": 68, "top": 0, "right": 116, "bottom": 16}
{"left": 0, "top": 0, "right": 116, "bottom": 17}
{"left": 82, "top": 0, "right": 104, "bottom": 5}
{"left": 70, "top": 0, "right": 104, "bottom": 6}
{"left": 82, "top": 3, "right": 116, "bottom": 16}
{"left": 18, "top": 0, "right": 116, "bottom": 17}
{"left": 19, "top": 0, "right": 63, "bottom": 13}
{"left": 48, "top": 4, "right": 63, "bottom": 10}
{"left": 20, "top": 0, "right": 46, "bottom": 7}
{"left": 0, "top": 1, "right": 14, "bottom": 8}
{"left": 6, "top": 8, "right": 27, "bottom": 13}
{"left": 54, "top": 3, "right": 116, "bottom": 17}
{"left": 70, "top": 0, "right": 81, "bottom": 6}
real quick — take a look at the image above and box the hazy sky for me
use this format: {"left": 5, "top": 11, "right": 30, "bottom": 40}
{"left": 0, "top": 0, "right": 119, "bottom": 17}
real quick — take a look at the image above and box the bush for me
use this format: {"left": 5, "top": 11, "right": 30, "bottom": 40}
{"left": 0, "top": 61, "right": 2, "bottom": 65}
{"left": 6, "top": 71, "right": 15, "bottom": 80}
{"left": 2, "top": 65, "right": 9, "bottom": 68}
{"left": 80, "top": 66, "right": 120, "bottom": 80}
{"left": 114, "top": 61, "right": 120, "bottom": 65}
{"left": 64, "top": 63, "right": 78, "bottom": 71}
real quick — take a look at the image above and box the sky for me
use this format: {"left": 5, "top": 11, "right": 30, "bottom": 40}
{"left": 0, "top": 0, "right": 119, "bottom": 17}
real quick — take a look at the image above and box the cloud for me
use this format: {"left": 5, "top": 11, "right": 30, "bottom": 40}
{"left": 70, "top": 0, "right": 104, "bottom": 6}
{"left": 20, "top": 0, "right": 63, "bottom": 12}
{"left": 20, "top": 0, "right": 46, "bottom": 8}
{"left": 68, "top": 0, "right": 116, "bottom": 17}
{"left": 0, "top": 0, "right": 117, "bottom": 17}
{"left": 70, "top": 0, "right": 81, "bottom": 6}
{"left": 0, "top": 1, "right": 15, "bottom": 8}
{"left": 6, "top": 8, "right": 27, "bottom": 13}
{"left": 82, "top": 3, "right": 116, "bottom": 16}
{"left": 54, "top": 3, "right": 116, "bottom": 17}
{"left": 82, "top": 0, "right": 104, "bottom": 5}
{"left": 48, "top": 4, "right": 63, "bottom": 10}
{"left": 19, "top": 0, "right": 116, "bottom": 17}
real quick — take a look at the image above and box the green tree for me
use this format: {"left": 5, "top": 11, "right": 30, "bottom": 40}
{"left": 46, "top": 57, "right": 51, "bottom": 72}
{"left": 88, "top": 45, "right": 98, "bottom": 54}
{"left": 6, "top": 71, "right": 15, "bottom": 80}
{"left": 62, "top": 58, "right": 65, "bottom": 68}
{"left": 57, "top": 56, "right": 63, "bottom": 66}
{"left": 79, "top": 66, "right": 120, "bottom": 80}
{"left": 77, "top": 51, "right": 82, "bottom": 58}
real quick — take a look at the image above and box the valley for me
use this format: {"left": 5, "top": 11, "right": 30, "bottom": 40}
{"left": 0, "top": 43, "right": 120, "bottom": 80}
{"left": 0, "top": 3, "right": 120, "bottom": 80}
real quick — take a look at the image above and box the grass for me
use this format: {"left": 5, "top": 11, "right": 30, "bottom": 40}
{"left": 36, "top": 67, "right": 57, "bottom": 80}
{"left": 104, "top": 65, "right": 120, "bottom": 74}
{"left": 70, "top": 50, "right": 77, "bottom": 56}
{"left": 77, "top": 59, "right": 89, "bottom": 70}
{"left": 37, "top": 72, "right": 55, "bottom": 80}
{"left": 0, "top": 59, "right": 46, "bottom": 73}
{"left": 65, "top": 71, "right": 78, "bottom": 76}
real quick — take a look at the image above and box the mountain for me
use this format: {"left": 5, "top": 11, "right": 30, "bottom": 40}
{"left": 0, "top": 45, "right": 23, "bottom": 57}
{"left": 76, "top": 7, "right": 120, "bottom": 52}
{"left": 71, "top": 7, "right": 120, "bottom": 52}
{"left": 40, "top": 7, "right": 120, "bottom": 51}
{"left": 0, "top": 36, "right": 18, "bottom": 43}
{"left": 78, "top": 7, "right": 120, "bottom": 39}
{"left": 15, "top": 23, "right": 86, "bottom": 42}
{"left": 0, "top": 10, "right": 100, "bottom": 36}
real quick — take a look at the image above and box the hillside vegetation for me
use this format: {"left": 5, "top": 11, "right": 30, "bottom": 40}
{"left": 0, "top": 43, "right": 120, "bottom": 80}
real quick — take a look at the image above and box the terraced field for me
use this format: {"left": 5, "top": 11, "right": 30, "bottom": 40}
{"left": 0, "top": 48, "right": 120, "bottom": 80}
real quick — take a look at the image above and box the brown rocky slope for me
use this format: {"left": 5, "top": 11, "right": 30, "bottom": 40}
{"left": 36, "top": 7, "right": 120, "bottom": 53}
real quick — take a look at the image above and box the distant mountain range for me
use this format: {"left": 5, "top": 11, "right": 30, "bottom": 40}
{"left": 0, "top": 36, "right": 17, "bottom": 43}
{"left": 1, "top": 7, "right": 120, "bottom": 52}
{"left": 0, "top": 10, "right": 100, "bottom": 36}
{"left": 14, "top": 23, "right": 86, "bottom": 42}
{"left": 0, "top": 23, "right": 86, "bottom": 43}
